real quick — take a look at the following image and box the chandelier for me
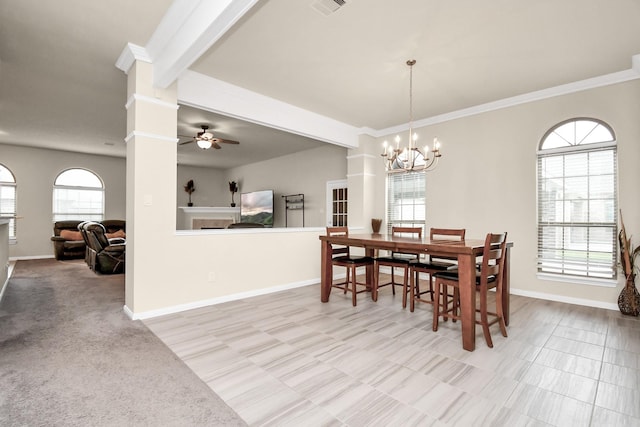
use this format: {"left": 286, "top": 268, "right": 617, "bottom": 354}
{"left": 381, "top": 59, "right": 442, "bottom": 173}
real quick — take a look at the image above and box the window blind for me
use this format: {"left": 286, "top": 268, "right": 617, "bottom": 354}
{"left": 537, "top": 147, "right": 617, "bottom": 279}
{"left": 0, "top": 183, "right": 17, "bottom": 239}
{"left": 386, "top": 170, "right": 426, "bottom": 234}
{"left": 52, "top": 169, "right": 105, "bottom": 222}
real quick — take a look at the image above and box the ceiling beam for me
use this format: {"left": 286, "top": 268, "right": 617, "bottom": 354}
{"left": 178, "top": 70, "right": 360, "bottom": 148}
{"left": 118, "top": 0, "right": 259, "bottom": 87}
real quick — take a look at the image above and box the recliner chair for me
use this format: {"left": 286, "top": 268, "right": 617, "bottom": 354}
{"left": 84, "top": 222, "right": 126, "bottom": 274}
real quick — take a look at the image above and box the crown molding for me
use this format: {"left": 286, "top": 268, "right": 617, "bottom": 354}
{"left": 115, "top": 43, "right": 152, "bottom": 74}
{"left": 371, "top": 55, "right": 640, "bottom": 138}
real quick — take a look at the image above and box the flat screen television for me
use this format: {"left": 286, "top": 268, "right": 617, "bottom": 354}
{"left": 240, "top": 190, "right": 274, "bottom": 227}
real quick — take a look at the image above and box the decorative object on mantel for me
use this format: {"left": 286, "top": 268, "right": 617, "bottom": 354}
{"left": 184, "top": 179, "right": 195, "bottom": 207}
{"left": 229, "top": 181, "right": 238, "bottom": 207}
{"left": 371, "top": 218, "right": 382, "bottom": 234}
{"left": 381, "top": 59, "right": 442, "bottom": 173}
{"left": 618, "top": 210, "right": 640, "bottom": 316}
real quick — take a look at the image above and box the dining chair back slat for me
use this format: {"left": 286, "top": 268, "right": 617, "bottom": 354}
{"left": 373, "top": 226, "right": 422, "bottom": 308}
{"left": 409, "top": 228, "right": 466, "bottom": 312}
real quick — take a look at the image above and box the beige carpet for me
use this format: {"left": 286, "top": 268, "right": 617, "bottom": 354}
{"left": 0, "top": 259, "right": 246, "bottom": 426}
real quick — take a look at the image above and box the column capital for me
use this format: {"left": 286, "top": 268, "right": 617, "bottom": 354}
{"left": 116, "top": 43, "right": 151, "bottom": 75}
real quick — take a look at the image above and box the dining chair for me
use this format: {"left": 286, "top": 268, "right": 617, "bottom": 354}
{"left": 374, "top": 226, "right": 422, "bottom": 308}
{"left": 409, "top": 228, "right": 466, "bottom": 312}
{"left": 431, "top": 232, "right": 508, "bottom": 348}
{"left": 326, "top": 227, "right": 374, "bottom": 306}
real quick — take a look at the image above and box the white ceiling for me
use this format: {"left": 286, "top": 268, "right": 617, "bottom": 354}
{"left": 1, "top": 0, "right": 639, "bottom": 168}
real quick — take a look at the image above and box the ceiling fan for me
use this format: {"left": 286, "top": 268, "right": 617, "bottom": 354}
{"left": 178, "top": 125, "right": 240, "bottom": 150}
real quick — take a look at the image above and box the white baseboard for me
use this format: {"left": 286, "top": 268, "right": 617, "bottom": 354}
{"left": 0, "top": 261, "right": 16, "bottom": 303}
{"left": 9, "top": 255, "right": 55, "bottom": 261}
{"left": 510, "top": 287, "right": 619, "bottom": 311}
{"left": 125, "top": 278, "right": 319, "bottom": 320}
{"left": 122, "top": 274, "right": 622, "bottom": 321}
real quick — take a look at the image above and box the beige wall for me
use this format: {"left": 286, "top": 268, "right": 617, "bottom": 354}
{"left": 369, "top": 79, "right": 640, "bottom": 308}
{"left": 176, "top": 165, "right": 226, "bottom": 208}
{"left": 0, "top": 144, "right": 127, "bottom": 258}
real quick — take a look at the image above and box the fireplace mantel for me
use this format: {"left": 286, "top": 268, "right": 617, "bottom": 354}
{"left": 177, "top": 207, "right": 240, "bottom": 230}
{"left": 178, "top": 207, "right": 240, "bottom": 214}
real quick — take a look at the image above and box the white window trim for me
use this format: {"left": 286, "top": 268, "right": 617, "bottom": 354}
{"left": 536, "top": 118, "right": 617, "bottom": 283}
{"left": 52, "top": 168, "right": 105, "bottom": 222}
{"left": 536, "top": 272, "right": 618, "bottom": 288}
{"left": 386, "top": 170, "right": 426, "bottom": 234}
{"left": 0, "top": 165, "right": 17, "bottom": 242}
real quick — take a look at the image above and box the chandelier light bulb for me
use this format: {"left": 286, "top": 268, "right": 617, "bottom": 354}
{"left": 196, "top": 140, "right": 212, "bottom": 150}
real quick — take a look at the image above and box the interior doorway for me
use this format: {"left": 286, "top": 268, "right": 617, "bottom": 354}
{"left": 326, "top": 179, "right": 348, "bottom": 227}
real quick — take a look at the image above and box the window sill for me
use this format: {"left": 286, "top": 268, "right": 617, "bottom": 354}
{"left": 537, "top": 272, "right": 618, "bottom": 288}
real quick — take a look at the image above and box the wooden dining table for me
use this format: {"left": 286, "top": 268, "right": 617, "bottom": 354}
{"left": 319, "top": 232, "right": 513, "bottom": 351}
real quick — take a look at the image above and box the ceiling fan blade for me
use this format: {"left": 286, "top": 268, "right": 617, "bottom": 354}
{"left": 212, "top": 142, "right": 222, "bottom": 149}
{"left": 212, "top": 138, "right": 240, "bottom": 145}
{"left": 178, "top": 140, "right": 194, "bottom": 145}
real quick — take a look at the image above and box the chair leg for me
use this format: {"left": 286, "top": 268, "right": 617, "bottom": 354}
{"left": 351, "top": 266, "right": 357, "bottom": 307}
{"left": 409, "top": 270, "right": 416, "bottom": 312}
{"left": 372, "top": 262, "right": 379, "bottom": 302}
{"left": 344, "top": 267, "right": 349, "bottom": 294}
{"left": 402, "top": 266, "right": 409, "bottom": 308}
{"left": 451, "top": 287, "right": 459, "bottom": 323}
{"left": 390, "top": 266, "right": 396, "bottom": 295}
{"left": 479, "top": 286, "right": 493, "bottom": 348}
{"left": 495, "top": 286, "right": 508, "bottom": 338}
{"left": 432, "top": 281, "right": 441, "bottom": 332}
{"left": 428, "top": 275, "right": 435, "bottom": 302}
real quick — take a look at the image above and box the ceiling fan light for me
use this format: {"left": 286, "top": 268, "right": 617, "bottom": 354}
{"left": 196, "top": 140, "right": 212, "bottom": 149}
{"left": 201, "top": 132, "right": 214, "bottom": 140}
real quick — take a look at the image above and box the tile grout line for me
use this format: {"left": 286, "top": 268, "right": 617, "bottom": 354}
{"left": 587, "top": 317, "right": 609, "bottom": 427}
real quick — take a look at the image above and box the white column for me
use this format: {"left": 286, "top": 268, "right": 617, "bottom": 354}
{"left": 347, "top": 133, "right": 383, "bottom": 232}
{"left": 123, "top": 60, "right": 178, "bottom": 313}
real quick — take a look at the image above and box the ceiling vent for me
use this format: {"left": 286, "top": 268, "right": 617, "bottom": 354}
{"left": 311, "top": 0, "right": 346, "bottom": 16}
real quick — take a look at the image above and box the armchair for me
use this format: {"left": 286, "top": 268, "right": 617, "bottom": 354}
{"left": 51, "top": 219, "right": 126, "bottom": 261}
{"left": 84, "top": 222, "right": 126, "bottom": 274}
{"left": 51, "top": 220, "right": 85, "bottom": 260}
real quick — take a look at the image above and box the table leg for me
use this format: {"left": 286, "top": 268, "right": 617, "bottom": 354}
{"left": 365, "top": 248, "right": 375, "bottom": 292}
{"left": 458, "top": 253, "right": 476, "bottom": 351}
{"left": 321, "top": 240, "right": 332, "bottom": 302}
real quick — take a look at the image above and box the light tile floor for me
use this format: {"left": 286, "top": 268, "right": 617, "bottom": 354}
{"left": 144, "top": 276, "right": 640, "bottom": 426}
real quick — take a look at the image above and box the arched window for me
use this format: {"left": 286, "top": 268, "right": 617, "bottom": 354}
{"left": 53, "top": 168, "right": 104, "bottom": 222}
{"left": 0, "top": 164, "right": 17, "bottom": 240}
{"left": 537, "top": 118, "right": 617, "bottom": 281}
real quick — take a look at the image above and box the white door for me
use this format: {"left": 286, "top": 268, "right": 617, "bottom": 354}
{"left": 326, "top": 179, "right": 348, "bottom": 227}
